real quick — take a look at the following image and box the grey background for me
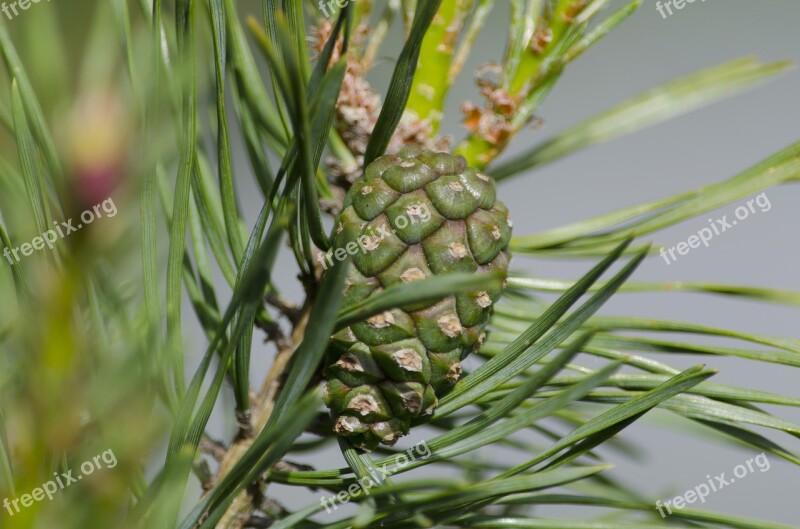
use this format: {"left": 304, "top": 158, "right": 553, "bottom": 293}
{"left": 209, "top": 0, "right": 800, "bottom": 524}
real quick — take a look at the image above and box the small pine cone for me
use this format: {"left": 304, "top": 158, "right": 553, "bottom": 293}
{"left": 322, "top": 147, "right": 512, "bottom": 450}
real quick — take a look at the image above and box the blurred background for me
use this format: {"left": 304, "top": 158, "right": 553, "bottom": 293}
{"left": 493, "top": 0, "right": 800, "bottom": 522}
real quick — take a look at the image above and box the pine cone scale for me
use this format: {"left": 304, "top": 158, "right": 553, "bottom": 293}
{"left": 323, "top": 147, "right": 511, "bottom": 450}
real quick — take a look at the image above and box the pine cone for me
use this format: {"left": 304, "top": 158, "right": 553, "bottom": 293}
{"left": 322, "top": 147, "right": 512, "bottom": 450}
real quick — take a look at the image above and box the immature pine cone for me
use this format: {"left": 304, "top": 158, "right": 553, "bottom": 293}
{"left": 322, "top": 147, "right": 512, "bottom": 450}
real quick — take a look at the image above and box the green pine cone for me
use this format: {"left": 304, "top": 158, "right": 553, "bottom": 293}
{"left": 322, "top": 146, "right": 512, "bottom": 450}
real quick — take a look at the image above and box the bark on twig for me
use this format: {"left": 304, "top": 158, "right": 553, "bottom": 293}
{"left": 213, "top": 309, "right": 311, "bottom": 529}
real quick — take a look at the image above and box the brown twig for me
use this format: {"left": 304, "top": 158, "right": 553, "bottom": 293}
{"left": 264, "top": 292, "right": 303, "bottom": 325}
{"left": 212, "top": 308, "right": 311, "bottom": 529}
{"left": 199, "top": 436, "right": 228, "bottom": 462}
